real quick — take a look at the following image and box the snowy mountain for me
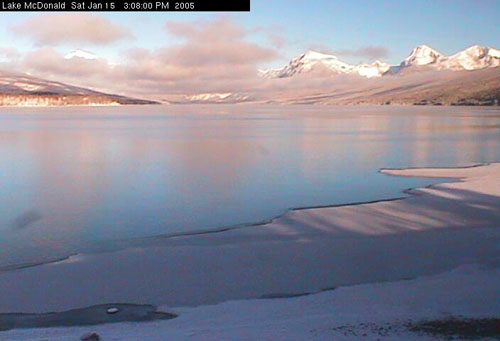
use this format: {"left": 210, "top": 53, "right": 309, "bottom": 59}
{"left": 399, "top": 44, "right": 500, "bottom": 71}
{"left": 64, "top": 49, "right": 119, "bottom": 67}
{"left": 260, "top": 50, "right": 390, "bottom": 79}
{"left": 183, "top": 92, "right": 251, "bottom": 104}
{"left": 260, "top": 51, "right": 349, "bottom": 78}
{"left": 261, "top": 44, "right": 500, "bottom": 80}
{"left": 64, "top": 49, "right": 98, "bottom": 60}
{"left": 400, "top": 45, "right": 443, "bottom": 67}
{"left": 437, "top": 45, "right": 500, "bottom": 70}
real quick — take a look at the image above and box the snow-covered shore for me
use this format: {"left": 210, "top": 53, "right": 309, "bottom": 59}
{"left": 0, "top": 163, "right": 499, "bottom": 339}
{"left": 3, "top": 263, "right": 499, "bottom": 340}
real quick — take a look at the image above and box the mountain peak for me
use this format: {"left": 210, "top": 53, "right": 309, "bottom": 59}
{"left": 260, "top": 44, "right": 500, "bottom": 80}
{"left": 261, "top": 50, "right": 390, "bottom": 79}
{"left": 401, "top": 44, "right": 443, "bottom": 67}
{"left": 440, "top": 45, "right": 500, "bottom": 70}
{"left": 64, "top": 49, "right": 98, "bottom": 60}
{"left": 461, "top": 45, "right": 488, "bottom": 57}
{"left": 457, "top": 45, "right": 500, "bottom": 59}
{"left": 301, "top": 50, "right": 338, "bottom": 61}
{"left": 414, "top": 44, "right": 436, "bottom": 50}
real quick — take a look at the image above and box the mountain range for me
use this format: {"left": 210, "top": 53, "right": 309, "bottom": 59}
{"left": 0, "top": 45, "right": 499, "bottom": 106}
{"left": 231, "top": 44, "right": 500, "bottom": 106}
{"left": 261, "top": 44, "right": 500, "bottom": 79}
{"left": 260, "top": 50, "right": 391, "bottom": 78}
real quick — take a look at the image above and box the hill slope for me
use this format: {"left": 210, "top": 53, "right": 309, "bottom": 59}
{"left": 262, "top": 67, "right": 500, "bottom": 105}
{"left": 0, "top": 71, "right": 157, "bottom": 106}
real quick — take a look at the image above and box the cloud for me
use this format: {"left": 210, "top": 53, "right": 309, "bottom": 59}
{"left": 162, "top": 17, "right": 276, "bottom": 66}
{"left": 9, "top": 17, "right": 279, "bottom": 97}
{"left": 23, "top": 48, "right": 110, "bottom": 77}
{"left": 254, "top": 24, "right": 287, "bottom": 49}
{"left": 0, "top": 47, "right": 20, "bottom": 61}
{"left": 110, "top": 17, "right": 277, "bottom": 94}
{"left": 335, "top": 46, "right": 389, "bottom": 60}
{"left": 266, "top": 33, "right": 286, "bottom": 49}
{"left": 1, "top": 15, "right": 395, "bottom": 104}
{"left": 11, "top": 14, "right": 133, "bottom": 45}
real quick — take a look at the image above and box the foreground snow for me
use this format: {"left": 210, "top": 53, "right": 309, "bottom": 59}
{"left": 1, "top": 164, "right": 500, "bottom": 310}
{"left": 3, "top": 263, "right": 499, "bottom": 340}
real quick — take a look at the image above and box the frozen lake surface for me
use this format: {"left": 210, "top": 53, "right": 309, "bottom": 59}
{"left": 1, "top": 105, "right": 499, "bottom": 268}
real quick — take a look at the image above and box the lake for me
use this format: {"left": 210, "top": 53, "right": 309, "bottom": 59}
{"left": 1, "top": 105, "right": 499, "bottom": 269}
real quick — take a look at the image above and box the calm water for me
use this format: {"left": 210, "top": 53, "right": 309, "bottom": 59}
{"left": 1, "top": 105, "right": 499, "bottom": 268}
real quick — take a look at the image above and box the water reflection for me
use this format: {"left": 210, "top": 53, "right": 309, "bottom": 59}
{"left": 0, "top": 105, "right": 499, "bottom": 267}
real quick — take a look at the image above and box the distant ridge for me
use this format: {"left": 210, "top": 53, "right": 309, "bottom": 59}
{"left": 260, "top": 50, "right": 390, "bottom": 79}
{"left": 0, "top": 71, "right": 157, "bottom": 106}
{"left": 261, "top": 44, "right": 500, "bottom": 79}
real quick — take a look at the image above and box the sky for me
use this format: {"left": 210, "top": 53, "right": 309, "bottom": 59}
{"left": 0, "top": 0, "right": 498, "bottom": 96}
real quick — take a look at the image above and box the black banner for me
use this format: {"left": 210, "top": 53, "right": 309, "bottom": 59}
{"left": 0, "top": 0, "right": 250, "bottom": 11}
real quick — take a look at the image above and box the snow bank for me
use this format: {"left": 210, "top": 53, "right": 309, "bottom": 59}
{"left": 2, "top": 264, "right": 498, "bottom": 340}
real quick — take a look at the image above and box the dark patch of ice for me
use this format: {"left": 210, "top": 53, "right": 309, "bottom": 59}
{"left": 0, "top": 303, "right": 176, "bottom": 331}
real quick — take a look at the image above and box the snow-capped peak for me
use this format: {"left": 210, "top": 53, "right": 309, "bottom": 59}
{"left": 64, "top": 49, "right": 98, "bottom": 60}
{"left": 260, "top": 50, "right": 353, "bottom": 78}
{"left": 260, "top": 50, "right": 390, "bottom": 79}
{"left": 399, "top": 44, "right": 500, "bottom": 71}
{"left": 401, "top": 44, "right": 443, "bottom": 67}
{"left": 301, "top": 50, "right": 339, "bottom": 61}
{"left": 260, "top": 44, "right": 500, "bottom": 80}
{"left": 463, "top": 44, "right": 488, "bottom": 56}
{"left": 435, "top": 45, "right": 500, "bottom": 70}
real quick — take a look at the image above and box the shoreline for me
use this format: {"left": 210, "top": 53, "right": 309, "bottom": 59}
{"left": 0, "top": 163, "right": 499, "bottom": 321}
{"left": 0, "top": 194, "right": 412, "bottom": 273}
{"left": 0, "top": 180, "right": 436, "bottom": 273}
{"left": 0, "top": 103, "right": 499, "bottom": 107}
{"left": 3, "top": 263, "right": 499, "bottom": 339}
{"left": 0, "top": 174, "right": 440, "bottom": 273}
